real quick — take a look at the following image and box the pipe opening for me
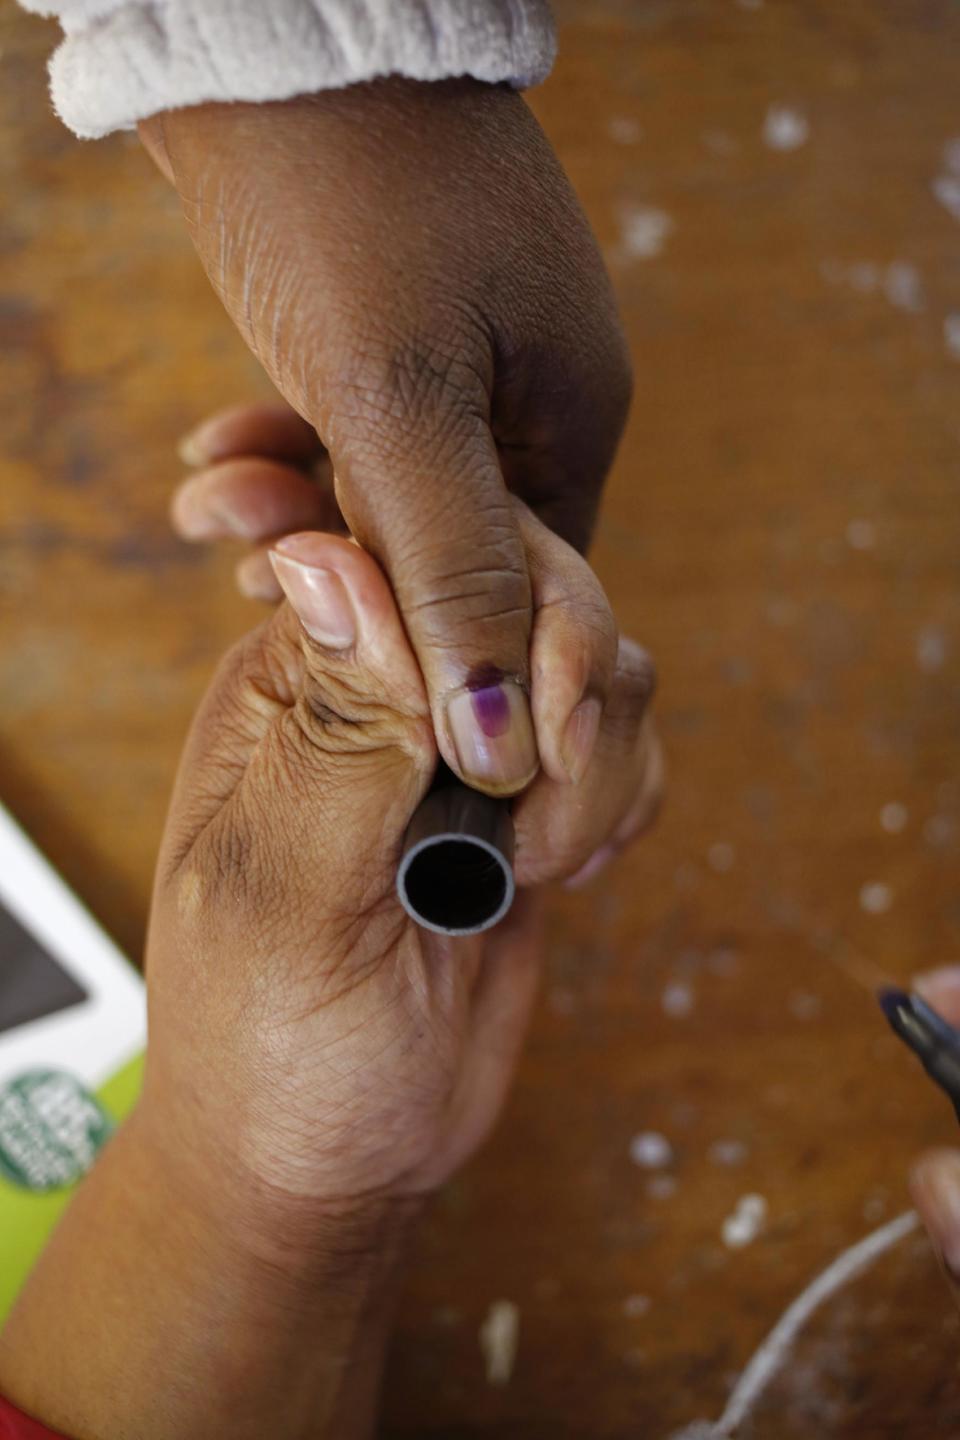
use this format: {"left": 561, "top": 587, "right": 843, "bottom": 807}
{"left": 397, "top": 835, "right": 513, "bottom": 936}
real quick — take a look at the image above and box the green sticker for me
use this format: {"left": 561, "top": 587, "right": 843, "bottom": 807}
{"left": 0, "top": 1071, "right": 114, "bottom": 1192}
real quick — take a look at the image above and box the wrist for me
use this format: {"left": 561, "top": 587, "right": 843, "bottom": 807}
{"left": 128, "top": 1094, "right": 422, "bottom": 1300}
{"left": 127, "top": 1100, "right": 419, "bottom": 1438}
{"left": 2, "top": 1102, "right": 420, "bottom": 1440}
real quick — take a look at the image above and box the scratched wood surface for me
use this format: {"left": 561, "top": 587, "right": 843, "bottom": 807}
{"left": 3, "top": 3, "right": 960, "bottom": 1436}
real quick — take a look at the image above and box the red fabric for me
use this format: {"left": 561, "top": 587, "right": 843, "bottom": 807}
{"left": 0, "top": 1397, "right": 68, "bottom": 1440}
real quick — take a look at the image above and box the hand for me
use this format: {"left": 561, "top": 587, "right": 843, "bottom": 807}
{"left": 0, "top": 529, "right": 659, "bottom": 1440}
{"left": 138, "top": 76, "right": 633, "bottom": 797}
{"left": 906, "top": 968, "right": 960, "bottom": 1294}
{"left": 169, "top": 400, "right": 664, "bottom": 890}
{"left": 147, "top": 533, "right": 659, "bottom": 1210}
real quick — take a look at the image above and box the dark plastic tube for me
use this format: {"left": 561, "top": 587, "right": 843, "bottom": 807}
{"left": 396, "top": 783, "right": 515, "bottom": 936}
{"left": 879, "top": 987, "right": 960, "bottom": 1122}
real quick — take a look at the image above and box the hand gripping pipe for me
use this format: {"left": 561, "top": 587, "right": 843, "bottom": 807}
{"left": 396, "top": 775, "right": 515, "bottom": 937}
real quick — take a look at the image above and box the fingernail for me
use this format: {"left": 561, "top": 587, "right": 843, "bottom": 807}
{"left": 913, "top": 966, "right": 960, "bottom": 1004}
{"left": 445, "top": 679, "right": 538, "bottom": 795}
{"left": 269, "top": 545, "right": 356, "bottom": 650}
{"left": 912, "top": 1152, "right": 960, "bottom": 1274}
{"left": 564, "top": 842, "right": 617, "bottom": 891}
{"left": 560, "top": 696, "right": 603, "bottom": 786}
{"left": 172, "top": 482, "right": 251, "bottom": 541}
{"left": 178, "top": 431, "right": 211, "bottom": 467}
{"left": 236, "top": 554, "right": 283, "bottom": 603}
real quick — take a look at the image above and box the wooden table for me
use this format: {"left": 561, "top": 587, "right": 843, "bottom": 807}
{"left": 2, "top": 3, "right": 959, "bottom": 1434}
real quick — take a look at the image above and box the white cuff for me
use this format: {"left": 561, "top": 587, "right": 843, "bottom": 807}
{"left": 18, "top": 0, "right": 557, "bottom": 139}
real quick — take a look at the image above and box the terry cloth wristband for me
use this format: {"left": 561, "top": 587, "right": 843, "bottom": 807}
{"left": 16, "top": 0, "right": 557, "bottom": 139}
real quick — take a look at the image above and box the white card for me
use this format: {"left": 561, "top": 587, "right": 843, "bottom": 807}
{"left": 0, "top": 802, "right": 145, "bottom": 1091}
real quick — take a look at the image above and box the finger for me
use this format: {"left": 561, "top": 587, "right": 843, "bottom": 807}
{"left": 329, "top": 396, "right": 538, "bottom": 800}
{"left": 913, "top": 967, "right": 960, "bottom": 1028}
{"left": 449, "top": 893, "right": 544, "bottom": 1163}
{"left": 236, "top": 549, "right": 283, "bottom": 603}
{"left": 517, "top": 503, "right": 618, "bottom": 786}
{"left": 171, "top": 457, "right": 339, "bottom": 543}
{"left": 910, "top": 1150, "right": 960, "bottom": 1298}
{"left": 178, "top": 401, "right": 323, "bottom": 468}
{"left": 247, "top": 533, "right": 436, "bottom": 920}
{"left": 607, "top": 714, "right": 665, "bottom": 847}
{"left": 267, "top": 531, "right": 430, "bottom": 724}
{"left": 162, "top": 531, "right": 434, "bottom": 885}
{"left": 564, "top": 717, "right": 665, "bottom": 890}
{"left": 513, "top": 636, "right": 659, "bottom": 887}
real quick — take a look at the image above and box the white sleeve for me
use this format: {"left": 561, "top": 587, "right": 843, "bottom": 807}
{"left": 18, "top": 0, "right": 557, "bottom": 139}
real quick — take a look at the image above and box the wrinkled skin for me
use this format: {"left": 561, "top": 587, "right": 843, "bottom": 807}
{"left": 139, "top": 76, "right": 633, "bottom": 796}
{"left": 169, "top": 400, "right": 664, "bottom": 897}
{"left": 0, "top": 520, "right": 661, "bottom": 1440}
{"left": 146, "top": 408, "right": 664, "bottom": 1203}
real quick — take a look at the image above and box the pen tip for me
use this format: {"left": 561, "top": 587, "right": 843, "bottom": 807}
{"left": 877, "top": 986, "right": 912, "bottom": 1023}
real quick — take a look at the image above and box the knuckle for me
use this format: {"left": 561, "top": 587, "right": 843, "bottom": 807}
{"left": 396, "top": 530, "right": 532, "bottom": 651}
{"left": 616, "top": 639, "right": 658, "bottom": 707}
{"left": 602, "top": 640, "right": 657, "bottom": 741}
{"left": 554, "top": 564, "right": 613, "bottom": 633}
{"left": 520, "top": 516, "right": 618, "bottom": 674}
{"left": 327, "top": 322, "right": 490, "bottom": 438}
{"left": 288, "top": 670, "right": 434, "bottom": 775}
{"left": 214, "top": 621, "right": 300, "bottom": 722}
{"left": 383, "top": 332, "right": 486, "bottom": 421}
{"left": 518, "top": 815, "right": 596, "bottom": 888}
{"left": 293, "top": 682, "right": 385, "bottom": 758}
{"left": 552, "top": 589, "right": 618, "bottom": 673}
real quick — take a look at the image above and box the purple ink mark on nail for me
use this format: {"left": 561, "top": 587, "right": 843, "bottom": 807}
{"left": 471, "top": 685, "right": 511, "bottom": 739}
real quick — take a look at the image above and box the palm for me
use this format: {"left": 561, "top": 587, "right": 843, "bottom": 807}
{"left": 266, "top": 896, "right": 542, "bottom": 1198}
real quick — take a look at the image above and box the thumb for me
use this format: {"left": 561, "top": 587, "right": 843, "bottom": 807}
{"left": 144, "top": 102, "right": 538, "bottom": 797}
{"left": 329, "top": 397, "right": 539, "bottom": 798}
{"left": 161, "top": 532, "right": 437, "bottom": 896}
